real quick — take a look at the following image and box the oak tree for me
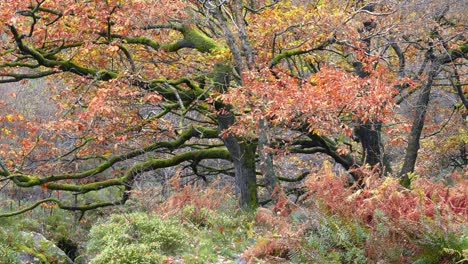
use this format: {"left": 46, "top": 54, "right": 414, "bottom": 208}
{"left": 0, "top": 0, "right": 466, "bottom": 216}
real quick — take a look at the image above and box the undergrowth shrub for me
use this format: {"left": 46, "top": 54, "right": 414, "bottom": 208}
{"left": 156, "top": 178, "right": 236, "bottom": 218}
{"left": 297, "top": 214, "right": 368, "bottom": 264}
{"left": 88, "top": 179, "right": 254, "bottom": 264}
{"left": 302, "top": 165, "right": 467, "bottom": 263}
{"left": 412, "top": 219, "right": 467, "bottom": 264}
{"left": 86, "top": 212, "right": 185, "bottom": 263}
{"left": 89, "top": 243, "right": 164, "bottom": 264}
{"left": 153, "top": 178, "right": 259, "bottom": 263}
{"left": 244, "top": 196, "right": 369, "bottom": 263}
{"left": 243, "top": 236, "right": 294, "bottom": 261}
{"left": 0, "top": 248, "right": 18, "bottom": 264}
{"left": 242, "top": 192, "right": 301, "bottom": 262}
{"left": 243, "top": 164, "right": 466, "bottom": 263}
{"left": 0, "top": 228, "right": 19, "bottom": 264}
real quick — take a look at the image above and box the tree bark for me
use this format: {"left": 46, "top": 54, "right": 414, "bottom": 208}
{"left": 352, "top": 60, "right": 385, "bottom": 174}
{"left": 211, "top": 6, "right": 259, "bottom": 208}
{"left": 213, "top": 62, "right": 258, "bottom": 209}
{"left": 258, "top": 118, "right": 277, "bottom": 195}
{"left": 217, "top": 113, "right": 258, "bottom": 209}
{"left": 351, "top": 15, "right": 386, "bottom": 175}
{"left": 355, "top": 122, "right": 382, "bottom": 167}
{"left": 399, "top": 57, "right": 440, "bottom": 186}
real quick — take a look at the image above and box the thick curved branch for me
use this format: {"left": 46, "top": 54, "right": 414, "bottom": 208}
{"left": 269, "top": 36, "right": 336, "bottom": 68}
{"left": 343, "top": 3, "right": 397, "bottom": 24}
{"left": 9, "top": 24, "right": 117, "bottom": 80}
{"left": 0, "top": 70, "right": 56, "bottom": 83}
{"left": 2, "top": 147, "right": 230, "bottom": 217}
{"left": 44, "top": 146, "right": 230, "bottom": 193}
{"left": 390, "top": 42, "right": 406, "bottom": 79}
{"left": 0, "top": 198, "right": 119, "bottom": 218}
{"left": 117, "top": 44, "right": 136, "bottom": 72}
{"left": 7, "top": 126, "right": 218, "bottom": 186}
{"left": 111, "top": 23, "right": 222, "bottom": 53}
{"left": 450, "top": 67, "right": 468, "bottom": 110}
{"left": 437, "top": 43, "right": 468, "bottom": 64}
{"left": 278, "top": 171, "right": 309, "bottom": 182}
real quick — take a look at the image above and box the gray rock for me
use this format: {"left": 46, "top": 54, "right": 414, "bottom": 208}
{"left": 16, "top": 231, "right": 74, "bottom": 264}
{"left": 235, "top": 257, "right": 247, "bottom": 264}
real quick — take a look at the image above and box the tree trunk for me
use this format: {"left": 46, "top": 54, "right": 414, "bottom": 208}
{"left": 217, "top": 113, "right": 258, "bottom": 209}
{"left": 352, "top": 61, "right": 385, "bottom": 174}
{"left": 258, "top": 118, "right": 277, "bottom": 195}
{"left": 399, "top": 58, "right": 439, "bottom": 186}
{"left": 213, "top": 62, "right": 258, "bottom": 209}
{"left": 212, "top": 6, "right": 259, "bottom": 208}
{"left": 352, "top": 15, "right": 385, "bottom": 175}
{"left": 355, "top": 122, "right": 382, "bottom": 168}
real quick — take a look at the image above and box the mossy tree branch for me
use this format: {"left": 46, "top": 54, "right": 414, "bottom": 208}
{"left": 0, "top": 147, "right": 230, "bottom": 217}
{"left": 0, "top": 198, "right": 119, "bottom": 218}
{"left": 269, "top": 36, "right": 336, "bottom": 68}
{"left": 2, "top": 126, "right": 219, "bottom": 186}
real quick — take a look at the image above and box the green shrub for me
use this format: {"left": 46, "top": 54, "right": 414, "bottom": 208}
{"left": 181, "top": 204, "right": 247, "bottom": 230}
{"left": 0, "top": 248, "right": 18, "bottom": 264}
{"left": 178, "top": 204, "right": 253, "bottom": 262}
{"left": 415, "top": 226, "right": 468, "bottom": 264}
{"left": 293, "top": 214, "right": 368, "bottom": 264}
{"left": 0, "top": 228, "right": 19, "bottom": 264}
{"left": 89, "top": 243, "right": 164, "bottom": 264}
{"left": 87, "top": 212, "right": 186, "bottom": 263}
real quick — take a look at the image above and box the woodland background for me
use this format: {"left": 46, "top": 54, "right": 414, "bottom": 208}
{"left": 0, "top": 0, "right": 466, "bottom": 263}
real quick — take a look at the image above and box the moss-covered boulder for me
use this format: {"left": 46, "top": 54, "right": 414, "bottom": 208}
{"left": 0, "top": 228, "right": 74, "bottom": 264}
{"left": 16, "top": 231, "right": 74, "bottom": 264}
